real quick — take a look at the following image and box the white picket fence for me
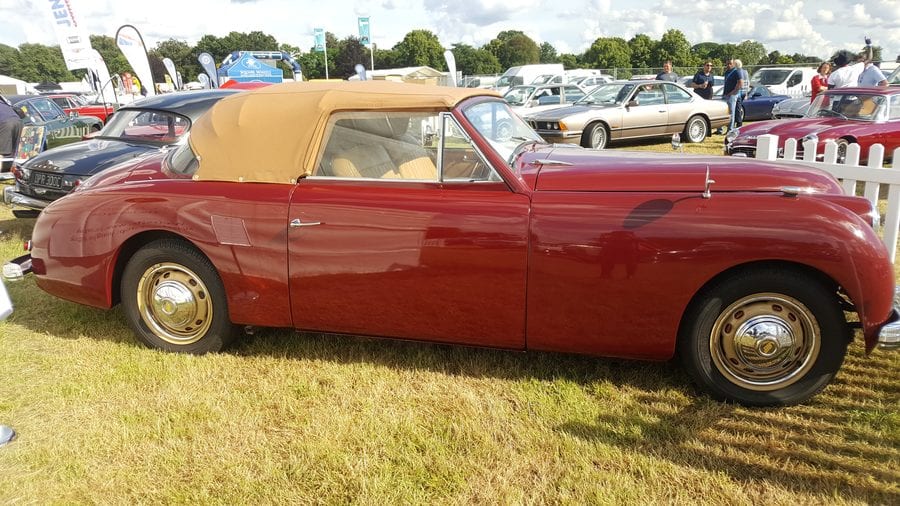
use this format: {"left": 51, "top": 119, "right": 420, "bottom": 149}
{"left": 755, "top": 134, "right": 900, "bottom": 263}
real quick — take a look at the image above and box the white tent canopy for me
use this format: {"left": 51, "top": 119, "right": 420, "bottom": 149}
{"left": 0, "top": 75, "right": 36, "bottom": 95}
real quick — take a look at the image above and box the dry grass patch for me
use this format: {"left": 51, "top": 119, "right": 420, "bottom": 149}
{"left": 0, "top": 159, "right": 898, "bottom": 504}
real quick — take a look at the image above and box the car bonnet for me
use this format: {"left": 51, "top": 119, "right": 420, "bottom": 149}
{"left": 189, "top": 81, "right": 499, "bottom": 184}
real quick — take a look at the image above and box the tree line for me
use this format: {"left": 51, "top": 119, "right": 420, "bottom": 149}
{"left": 0, "top": 28, "right": 882, "bottom": 85}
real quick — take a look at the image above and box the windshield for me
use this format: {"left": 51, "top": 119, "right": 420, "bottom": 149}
{"left": 99, "top": 108, "right": 191, "bottom": 143}
{"left": 751, "top": 69, "right": 791, "bottom": 86}
{"left": 576, "top": 82, "right": 636, "bottom": 105}
{"left": 808, "top": 93, "right": 885, "bottom": 121}
{"left": 888, "top": 67, "right": 900, "bottom": 85}
{"left": 503, "top": 86, "right": 537, "bottom": 106}
{"left": 462, "top": 100, "right": 543, "bottom": 164}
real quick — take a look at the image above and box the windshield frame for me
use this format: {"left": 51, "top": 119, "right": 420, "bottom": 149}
{"left": 460, "top": 99, "right": 543, "bottom": 166}
{"left": 808, "top": 92, "right": 886, "bottom": 122}
{"left": 96, "top": 107, "right": 193, "bottom": 145}
{"left": 576, "top": 82, "right": 637, "bottom": 106}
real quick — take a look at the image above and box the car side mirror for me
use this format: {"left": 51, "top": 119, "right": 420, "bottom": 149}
{"left": 627, "top": 99, "right": 639, "bottom": 107}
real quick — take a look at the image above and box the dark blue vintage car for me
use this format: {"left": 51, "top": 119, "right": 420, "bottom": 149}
{"left": 6, "top": 94, "right": 104, "bottom": 146}
{"left": 3, "top": 89, "right": 238, "bottom": 217}
{"left": 714, "top": 86, "right": 791, "bottom": 122}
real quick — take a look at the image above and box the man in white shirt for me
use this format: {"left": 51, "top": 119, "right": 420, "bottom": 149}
{"left": 828, "top": 39, "right": 874, "bottom": 89}
{"left": 858, "top": 63, "right": 888, "bottom": 87}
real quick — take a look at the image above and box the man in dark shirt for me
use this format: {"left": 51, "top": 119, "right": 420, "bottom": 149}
{"left": 0, "top": 94, "right": 24, "bottom": 171}
{"left": 655, "top": 61, "right": 679, "bottom": 82}
{"left": 722, "top": 59, "right": 747, "bottom": 131}
{"left": 691, "top": 62, "right": 714, "bottom": 99}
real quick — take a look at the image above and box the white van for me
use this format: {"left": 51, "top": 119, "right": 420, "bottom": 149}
{"left": 492, "top": 64, "right": 565, "bottom": 94}
{"left": 749, "top": 67, "right": 817, "bottom": 97}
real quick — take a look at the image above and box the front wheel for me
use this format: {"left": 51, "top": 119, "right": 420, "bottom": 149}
{"left": 683, "top": 115, "right": 708, "bottom": 143}
{"left": 121, "top": 239, "right": 238, "bottom": 354}
{"left": 678, "top": 268, "right": 849, "bottom": 406}
{"left": 581, "top": 123, "right": 609, "bottom": 149}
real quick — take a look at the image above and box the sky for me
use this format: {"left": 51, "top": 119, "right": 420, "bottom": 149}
{"left": 1, "top": 0, "right": 898, "bottom": 62}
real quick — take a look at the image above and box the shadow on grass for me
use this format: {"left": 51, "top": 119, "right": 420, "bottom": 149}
{"left": 558, "top": 388, "right": 900, "bottom": 502}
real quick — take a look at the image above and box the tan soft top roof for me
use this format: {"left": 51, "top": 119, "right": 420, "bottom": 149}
{"left": 190, "top": 81, "right": 499, "bottom": 183}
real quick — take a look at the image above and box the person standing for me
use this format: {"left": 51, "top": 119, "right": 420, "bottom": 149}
{"left": 858, "top": 62, "right": 888, "bottom": 87}
{"left": 722, "top": 59, "right": 747, "bottom": 131}
{"left": 810, "top": 62, "right": 830, "bottom": 102}
{"left": 0, "top": 94, "right": 24, "bottom": 172}
{"left": 829, "top": 38, "right": 874, "bottom": 89}
{"left": 690, "top": 62, "right": 715, "bottom": 99}
{"left": 655, "top": 60, "right": 679, "bottom": 82}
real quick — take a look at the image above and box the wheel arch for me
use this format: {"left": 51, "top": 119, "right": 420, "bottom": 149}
{"left": 580, "top": 120, "right": 610, "bottom": 147}
{"left": 110, "top": 230, "right": 205, "bottom": 306}
{"left": 676, "top": 259, "right": 849, "bottom": 348}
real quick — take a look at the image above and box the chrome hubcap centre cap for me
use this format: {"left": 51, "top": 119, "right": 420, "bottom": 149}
{"left": 734, "top": 316, "right": 794, "bottom": 366}
{"left": 152, "top": 281, "right": 196, "bottom": 327}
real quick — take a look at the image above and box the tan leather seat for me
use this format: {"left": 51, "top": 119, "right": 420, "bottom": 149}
{"left": 331, "top": 144, "right": 400, "bottom": 179}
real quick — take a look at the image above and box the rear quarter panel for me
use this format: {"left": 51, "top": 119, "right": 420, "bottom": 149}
{"left": 32, "top": 179, "right": 295, "bottom": 327}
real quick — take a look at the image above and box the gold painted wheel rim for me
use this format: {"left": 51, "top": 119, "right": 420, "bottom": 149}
{"left": 136, "top": 262, "right": 213, "bottom": 345}
{"left": 710, "top": 293, "right": 820, "bottom": 391}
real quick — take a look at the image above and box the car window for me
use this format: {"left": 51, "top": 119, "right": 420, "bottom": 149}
{"left": 663, "top": 83, "right": 691, "bottom": 104}
{"left": 102, "top": 109, "right": 190, "bottom": 143}
{"left": 890, "top": 95, "right": 900, "bottom": 120}
{"left": 315, "top": 111, "right": 502, "bottom": 182}
{"left": 462, "top": 100, "right": 542, "bottom": 164}
{"left": 30, "top": 98, "right": 65, "bottom": 120}
{"left": 50, "top": 97, "right": 70, "bottom": 109}
{"left": 633, "top": 83, "right": 665, "bottom": 105}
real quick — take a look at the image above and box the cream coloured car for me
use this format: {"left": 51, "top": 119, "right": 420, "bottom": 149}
{"left": 525, "top": 80, "right": 730, "bottom": 149}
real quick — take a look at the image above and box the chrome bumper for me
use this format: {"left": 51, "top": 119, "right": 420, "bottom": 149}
{"left": 3, "top": 185, "right": 49, "bottom": 210}
{"left": 2, "top": 254, "right": 32, "bottom": 281}
{"left": 877, "top": 309, "right": 900, "bottom": 351}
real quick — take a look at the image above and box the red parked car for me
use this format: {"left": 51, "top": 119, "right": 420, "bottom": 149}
{"left": 725, "top": 87, "right": 900, "bottom": 163}
{"left": 46, "top": 93, "right": 117, "bottom": 124}
{"left": 6, "top": 81, "right": 898, "bottom": 406}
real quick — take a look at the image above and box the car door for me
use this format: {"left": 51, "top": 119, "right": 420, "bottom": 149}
{"left": 661, "top": 83, "right": 695, "bottom": 134}
{"left": 620, "top": 82, "right": 668, "bottom": 138}
{"left": 287, "top": 110, "right": 530, "bottom": 349}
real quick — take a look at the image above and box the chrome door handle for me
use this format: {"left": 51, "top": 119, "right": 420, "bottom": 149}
{"left": 290, "top": 218, "right": 321, "bottom": 228}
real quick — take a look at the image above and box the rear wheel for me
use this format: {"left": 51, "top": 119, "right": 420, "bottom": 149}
{"left": 678, "top": 268, "right": 849, "bottom": 406}
{"left": 121, "top": 239, "right": 238, "bottom": 354}
{"left": 581, "top": 123, "right": 609, "bottom": 149}
{"left": 684, "top": 115, "right": 708, "bottom": 143}
{"left": 835, "top": 138, "right": 850, "bottom": 163}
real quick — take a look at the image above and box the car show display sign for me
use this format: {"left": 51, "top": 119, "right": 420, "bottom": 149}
{"left": 43, "top": 0, "right": 93, "bottom": 71}
{"left": 15, "top": 126, "right": 46, "bottom": 162}
{"left": 115, "top": 24, "right": 155, "bottom": 97}
{"left": 198, "top": 53, "right": 218, "bottom": 88}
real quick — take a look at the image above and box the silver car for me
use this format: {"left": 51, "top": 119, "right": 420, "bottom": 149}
{"left": 772, "top": 95, "right": 812, "bottom": 119}
{"left": 525, "top": 80, "right": 730, "bottom": 149}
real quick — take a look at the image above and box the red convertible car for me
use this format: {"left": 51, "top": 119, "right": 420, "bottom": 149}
{"left": 725, "top": 87, "right": 900, "bottom": 162}
{"left": 6, "top": 81, "right": 899, "bottom": 406}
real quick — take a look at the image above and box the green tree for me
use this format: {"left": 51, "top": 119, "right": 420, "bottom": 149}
{"left": 485, "top": 30, "right": 540, "bottom": 68}
{"left": 150, "top": 39, "right": 198, "bottom": 87}
{"left": 734, "top": 40, "right": 767, "bottom": 66}
{"left": 14, "top": 43, "right": 76, "bottom": 82}
{"left": 651, "top": 29, "right": 695, "bottom": 68}
{"left": 583, "top": 37, "right": 631, "bottom": 70}
{"left": 393, "top": 30, "right": 445, "bottom": 69}
{"left": 450, "top": 43, "right": 501, "bottom": 75}
{"left": 558, "top": 53, "right": 579, "bottom": 70}
{"left": 0, "top": 44, "right": 20, "bottom": 77}
{"left": 90, "top": 35, "right": 131, "bottom": 77}
{"left": 539, "top": 42, "right": 557, "bottom": 63}
{"left": 333, "top": 36, "right": 370, "bottom": 78}
{"left": 374, "top": 46, "right": 400, "bottom": 70}
{"left": 628, "top": 34, "right": 655, "bottom": 70}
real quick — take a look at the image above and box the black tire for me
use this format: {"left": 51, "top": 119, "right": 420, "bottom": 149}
{"left": 678, "top": 268, "right": 849, "bottom": 406}
{"left": 581, "top": 123, "right": 609, "bottom": 149}
{"left": 683, "top": 115, "right": 708, "bottom": 143}
{"left": 835, "top": 138, "right": 850, "bottom": 163}
{"left": 121, "top": 239, "right": 238, "bottom": 354}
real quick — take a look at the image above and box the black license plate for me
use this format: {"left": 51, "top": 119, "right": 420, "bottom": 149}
{"left": 32, "top": 172, "right": 63, "bottom": 189}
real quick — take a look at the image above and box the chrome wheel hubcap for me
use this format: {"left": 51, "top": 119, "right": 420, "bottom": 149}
{"left": 591, "top": 129, "right": 606, "bottom": 149}
{"left": 136, "top": 262, "right": 212, "bottom": 345}
{"left": 689, "top": 120, "right": 705, "bottom": 141}
{"left": 710, "top": 293, "right": 820, "bottom": 391}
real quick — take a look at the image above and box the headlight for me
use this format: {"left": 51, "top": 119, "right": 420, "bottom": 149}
{"left": 724, "top": 128, "right": 740, "bottom": 144}
{"left": 68, "top": 175, "right": 94, "bottom": 192}
{"left": 801, "top": 133, "right": 819, "bottom": 145}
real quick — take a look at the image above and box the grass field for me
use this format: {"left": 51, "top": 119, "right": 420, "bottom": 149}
{"left": 0, "top": 136, "right": 898, "bottom": 504}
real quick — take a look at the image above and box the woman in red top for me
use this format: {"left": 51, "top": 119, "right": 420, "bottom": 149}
{"left": 810, "top": 62, "right": 830, "bottom": 102}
